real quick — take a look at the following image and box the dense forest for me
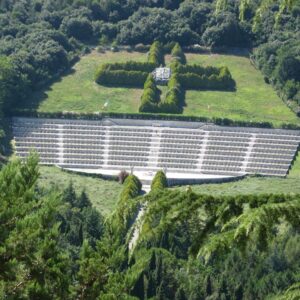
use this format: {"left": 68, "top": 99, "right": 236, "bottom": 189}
{"left": 0, "top": 0, "right": 300, "bottom": 149}
{"left": 1, "top": 155, "right": 300, "bottom": 299}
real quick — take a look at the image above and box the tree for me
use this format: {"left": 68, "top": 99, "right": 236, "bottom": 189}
{"left": 151, "top": 171, "right": 168, "bottom": 191}
{"left": 0, "top": 154, "right": 72, "bottom": 299}
{"left": 61, "top": 17, "right": 93, "bottom": 41}
{"left": 63, "top": 181, "right": 77, "bottom": 206}
{"left": 76, "top": 190, "right": 92, "bottom": 209}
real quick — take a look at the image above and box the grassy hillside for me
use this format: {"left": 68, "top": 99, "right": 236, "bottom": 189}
{"left": 37, "top": 166, "right": 122, "bottom": 215}
{"left": 20, "top": 50, "right": 145, "bottom": 113}
{"left": 182, "top": 53, "right": 300, "bottom": 126}
{"left": 174, "top": 153, "right": 300, "bottom": 195}
{"left": 18, "top": 50, "right": 300, "bottom": 126}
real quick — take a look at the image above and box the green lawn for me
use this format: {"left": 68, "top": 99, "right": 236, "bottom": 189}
{"left": 182, "top": 53, "right": 300, "bottom": 126}
{"left": 18, "top": 50, "right": 300, "bottom": 127}
{"left": 37, "top": 166, "right": 123, "bottom": 215}
{"left": 173, "top": 153, "right": 300, "bottom": 196}
{"left": 20, "top": 50, "right": 145, "bottom": 113}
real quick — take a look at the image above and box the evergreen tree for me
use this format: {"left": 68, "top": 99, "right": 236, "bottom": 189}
{"left": 63, "top": 181, "right": 77, "bottom": 206}
{"left": 75, "top": 189, "right": 91, "bottom": 209}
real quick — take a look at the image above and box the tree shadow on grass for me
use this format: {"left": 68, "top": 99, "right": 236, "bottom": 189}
{"left": 17, "top": 67, "right": 76, "bottom": 111}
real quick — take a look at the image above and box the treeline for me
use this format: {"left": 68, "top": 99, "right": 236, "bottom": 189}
{"left": 253, "top": 33, "right": 300, "bottom": 112}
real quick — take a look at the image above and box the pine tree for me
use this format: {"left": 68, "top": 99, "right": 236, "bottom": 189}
{"left": 76, "top": 189, "right": 91, "bottom": 209}
{"left": 63, "top": 181, "right": 77, "bottom": 206}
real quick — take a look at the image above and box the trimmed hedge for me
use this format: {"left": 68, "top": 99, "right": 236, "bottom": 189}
{"left": 14, "top": 109, "right": 300, "bottom": 130}
{"left": 98, "top": 61, "right": 156, "bottom": 73}
{"left": 177, "top": 71, "right": 235, "bottom": 90}
{"left": 171, "top": 62, "right": 236, "bottom": 90}
{"left": 171, "top": 43, "right": 186, "bottom": 65}
{"left": 148, "top": 41, "right": 164, "bottom": 66}
{"left": 159, "top": 73, "right": 184, "bottom": 114}
{"left": 94, "top": 61, "right": 157, "bottom": 87}
{"left": 95, "top": 69, "right": 148, "bottom": 87}
{"left": 151, "top": 171, "right": 168, "bottom": 191}
{"left": 139, "top": 74, "right": 161, "bottom": 113}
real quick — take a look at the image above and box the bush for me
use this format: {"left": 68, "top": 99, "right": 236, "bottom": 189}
{"left": 120, "top": 175, "right": 142, "bottom": 201}
{"left": 95, "top": 68, "right": 148, "bottom": 87}
{"left": 139, "top": 74, "right": 160, "bottom": 113}
{"left": 151, "top": 171, "right": 168, "bottom": 190}
{"left": 61, "top": 17, "right": 93, "bottom": 41}
{"left": 159, "top": 73, "right": 183, "bottom": 113}
{"left": 95, "top": 60, "right": 157, "bottom": 87}
{"left": 171, "top": 43, "right": 186, "bottom": 65}
{"left": 148, "top": 41, "right": 164, "bottom": 66}
{"left": 177, "top": 66, "right": 235, "bottom": 90}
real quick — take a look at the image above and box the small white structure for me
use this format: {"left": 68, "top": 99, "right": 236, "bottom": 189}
{"left": 152, "top": 67, "right": 171, "bottom": 84}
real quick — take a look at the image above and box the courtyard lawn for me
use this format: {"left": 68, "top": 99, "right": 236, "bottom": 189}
{"left": 173, "top": 153, "right": 300, "bottom": 196}
{"left": 182, "top": 53, "right": 300, "bottom": 127}
{"left": 20, "top": 50, "right": 145, "bottom": 113}
{"left": 37, "top": 166, "right": 123, "bottom": 215}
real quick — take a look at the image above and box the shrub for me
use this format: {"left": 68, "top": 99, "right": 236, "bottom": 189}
{"left": 120, "top": 175, "right": 142, "bottom": 201}
{"left": 139, "top": 74, "right": 160, "bottom": 113}
{"left": 177, "top": 66, "right": 235, "bottom": 90}
{"left": 95, "top": 60, "right": 157, "bottom": 87}
{"left": 171, "top": 43, "right": 186, "bottom": 65}
{"left": 95, "top": 68, "right": 148, "bottom": 87}
{"left": 148, "top": 41, "right": 164, "bottom": 66}
{"left": 151, "top": 171, "right": 168, "bottom": 191}
{"left": 159, "top": 73, "right": 184, "bottom": 113}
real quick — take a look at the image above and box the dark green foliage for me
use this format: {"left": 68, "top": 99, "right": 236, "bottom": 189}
{"left": 0, "top": 154, "right": 72, "bottom": 299}
{"left": 151, "top": 171, "right": 168, "bottom": 191}
{"left": 253, "top": 33, "right": 300, "bottom": 106}
{"left": 148, "top": 41, "right": 165, "bottom": 66}
{"left": 59, "top": 182, "right": 104, "bottom": 250}
{"left": 61, "top": 17, "right": 93, "bottom": 41}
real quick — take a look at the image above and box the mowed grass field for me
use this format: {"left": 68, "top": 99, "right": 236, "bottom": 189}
{"left": 37, "top": 166, "right": 123, "bottom": 215}
{"left": 174, "top": 154, "right": 300, "bottom": 195}
{"left": 19, "top": 50, "right": 300, "bottom": 126}
{"left": 21, "top": 50, "right": 145, "bottom": 113}
{"left": 182, "top": 53, "right": 300, "bottom": 126}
